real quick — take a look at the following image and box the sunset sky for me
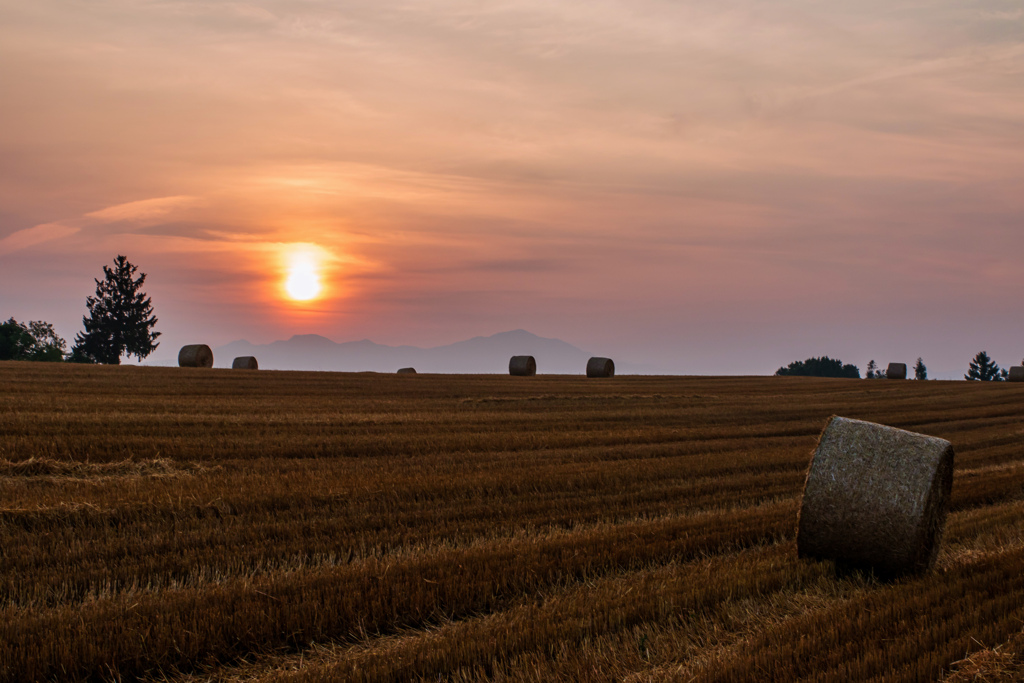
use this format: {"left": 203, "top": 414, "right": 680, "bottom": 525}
{"left": 2, "top": 1, "right": 1023, "bottom": 376}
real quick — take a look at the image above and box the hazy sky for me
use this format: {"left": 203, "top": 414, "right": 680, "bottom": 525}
{"left": 2, "top": 1, "right": 1023, "bottom": 376}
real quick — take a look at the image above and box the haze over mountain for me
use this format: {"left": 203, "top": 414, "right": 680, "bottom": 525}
{"left": 207, "top": 329, "right": 657, "bottom": 374}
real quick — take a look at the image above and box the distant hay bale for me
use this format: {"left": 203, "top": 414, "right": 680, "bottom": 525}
{"left": 586, "top": 357, "right": 615, "bottom": 378}
{"left": 1009, "top": 366, "right": 1024, "bottom": 382}
{"left": 886, "top": 362, "right": 907, "bottom": 379}
{"left": 178, "top": 344, "right": 213, "bottom": 368}
{"left": 231, "top": 356, "right": 258, "bottom": 370}
{"left": 397, "top": 367, "right": 417, "bottom": 374}
{"left": 509, "top": 355, "right": 537, "bottom": 376}
{"left": 797, "top": 416, "right": 954, "bottom": 578}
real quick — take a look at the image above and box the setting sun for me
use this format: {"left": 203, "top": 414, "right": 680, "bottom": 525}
{"left": 284, "top": 254, "right": 322, "bottom": 301}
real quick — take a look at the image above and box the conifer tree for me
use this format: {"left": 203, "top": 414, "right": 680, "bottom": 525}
{"left": 71, "top": 256, "right": 160, "bottom": 364}
{"left": 914, "top": 357, "right": 927, "bottom": 380}
{"left": 965, "top": 351, "right": 1003, "bottom": 381}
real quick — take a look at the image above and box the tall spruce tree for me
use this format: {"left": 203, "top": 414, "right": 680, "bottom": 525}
{"left": 914, "top": 357, "right": 927, "bottom": 380}
{"left": 965, "top": 350, "right": 1004, "bottom": 381}
{"left": 71, "top": 256, "right": 160, "bottom": 364}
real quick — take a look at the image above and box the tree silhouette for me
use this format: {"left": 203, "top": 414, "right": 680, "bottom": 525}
{"left": 914, "top": 357, "right": 927, "bottom": 380}
{"left": 71, "top": 256, "right": 160, "bottom": 364}
{"left": 965, "top": 350, "right": 1004, "bottom": 381}
{"left": 0, "top": 318, "right": 35, "bottom": 360}
{"left": 0, "top": 318, "right": 67, "bottom": 361}
{"left": 775, "top": 356, "right": 860, "bottom": 378}
{"left": 866, "top": 360, "right": 877, "bottom": 379}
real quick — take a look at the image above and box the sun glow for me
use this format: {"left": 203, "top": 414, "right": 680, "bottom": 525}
{"left": 284, "top": 253, "right": 322, "bottom": 301}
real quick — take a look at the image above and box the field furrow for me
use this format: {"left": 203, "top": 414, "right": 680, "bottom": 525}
{"left": 2, "top": 363, "right": 1024, "bottom": 681}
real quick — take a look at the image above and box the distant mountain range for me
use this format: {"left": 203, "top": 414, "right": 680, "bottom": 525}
{"left": 203, "top": 329, "right": 655, "bottom": 374}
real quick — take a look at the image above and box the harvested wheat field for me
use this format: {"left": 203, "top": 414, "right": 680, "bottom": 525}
{"left": 3, "top": 362, "right": 1024, "bottom": 682}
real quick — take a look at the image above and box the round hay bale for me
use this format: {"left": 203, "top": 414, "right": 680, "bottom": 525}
{"left": 797, "top": 416, "right": 954, "bottom": 578}
{"left": 509, "top": 355, "right": 536, "bottom": 376}
{"left": 178, "top": 344, "right": 213, "bottom": 368}
{"left": 231, "top": 356, "right": 258, "bottom": 370}
{"left": 397, "top": 367, "right": 417, "bottom": 374}
{"left": 886, "top": 362, "right": 907, "bottom": 379}
{"left": 586, "top": 357, "right": 615, "bottom": 378}
{"left": 1008, "top": 366, "right": 1024, "bottom": 382}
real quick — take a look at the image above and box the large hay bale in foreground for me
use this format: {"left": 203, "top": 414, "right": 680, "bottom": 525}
{"left": 178, "top": 344, "right": 213, "bottom": 368}
{"left": 231, "top": 356, "right": 258, "bottom": 370}
{"left": 397, "top": 367, "right": 417, "bottom": 374}
{"left": 586, "top": 357, "right": 615, "bottom": 378}
{"left": 797, "top": 416, "right": 954, "bottom": 578}
{"left": 509, "top": 356, "right": 536, "bottom": 376}
{"left": 1009, "top": 366, "right": 1024, "bottom": 382}
{"left": 886, "top": 362, "right": 907, "bottom": 379}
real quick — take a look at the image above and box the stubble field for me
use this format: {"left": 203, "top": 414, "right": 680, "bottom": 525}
{"left": 2, "top": 361, "right": 1024, "bottom": 682}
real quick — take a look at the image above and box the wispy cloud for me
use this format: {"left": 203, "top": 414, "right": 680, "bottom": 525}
{"left": 0, "top": 222, "right": 80, "bottom": 255}
{"left": 0, "top": 196, "right": 198, "bottom": 255}
{"left": 86, "top": 196, "right": 198, "bottom": 223}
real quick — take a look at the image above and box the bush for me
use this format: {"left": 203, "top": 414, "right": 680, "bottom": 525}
{"left": 775, "top": 356, "right": 860, "bottom": 379}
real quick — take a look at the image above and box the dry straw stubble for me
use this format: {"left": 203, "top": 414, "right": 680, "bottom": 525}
{"left": 586, "top": 357, "right": 615, "bottom": 378}
{"left": 178, "top": 344, "right": 214, "bottom": 368}
{"left": 0, "top": 457, "right": 194, "bottom": 479}
{"left": 509, "top": 356, "right": 537, "bottom": 376}
{"left": 6, "top": 365, "right": 1024, "bottom": 681}
{"left": 886, "top": 362, "right": 907, "bottom": 379}
{"left": 232, "top": 356, "right": 258, "bottom": 370}
{"left": 797, "top": 416, "right": 954, "bottom": 578}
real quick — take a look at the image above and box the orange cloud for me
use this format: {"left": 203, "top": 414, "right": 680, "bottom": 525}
{"left": 0, "top": 222, "right": 80, "bottom": 255}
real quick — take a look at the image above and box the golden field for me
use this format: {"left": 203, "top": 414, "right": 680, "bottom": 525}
{"left": 2, "top": 361, "right": 1024, "bottom": 682}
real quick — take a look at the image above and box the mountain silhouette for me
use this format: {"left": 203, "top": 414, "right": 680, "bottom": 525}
{"left": 211, "top": 329, "right": 629, "bottom": 374}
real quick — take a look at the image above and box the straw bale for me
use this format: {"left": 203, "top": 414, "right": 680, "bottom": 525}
{"left": 231, "top": 356, "right": 258, "bottom": 370}
{"left": 397, "top": 367, "right": 417, "bottom": 374}
{"left": 797, "top": 416, "right": 954, "bottom": 578}
{"left": 586, "top": 357, "right": 615, "bottom": 378}
{"left": 886, "top": 362, "right": 907, "bottom": 379}
{"left": 1009, "top": 366, "right": 1024, "bottom": 382}
{"left": 508, "top": 355, "right": 537, "bottom": 376}
{"left": 178, "top": 344, "right": 213, "bottom": 368}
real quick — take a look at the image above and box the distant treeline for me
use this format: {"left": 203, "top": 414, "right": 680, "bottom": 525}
{"left": 0, "top": 318, "right": 66, "bottom": 362}
{"left": 775, "top": 357, "right": 861, "bottom": 378}
{"left": 777, "top": 352, "right": 1019, "bottom": 381}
